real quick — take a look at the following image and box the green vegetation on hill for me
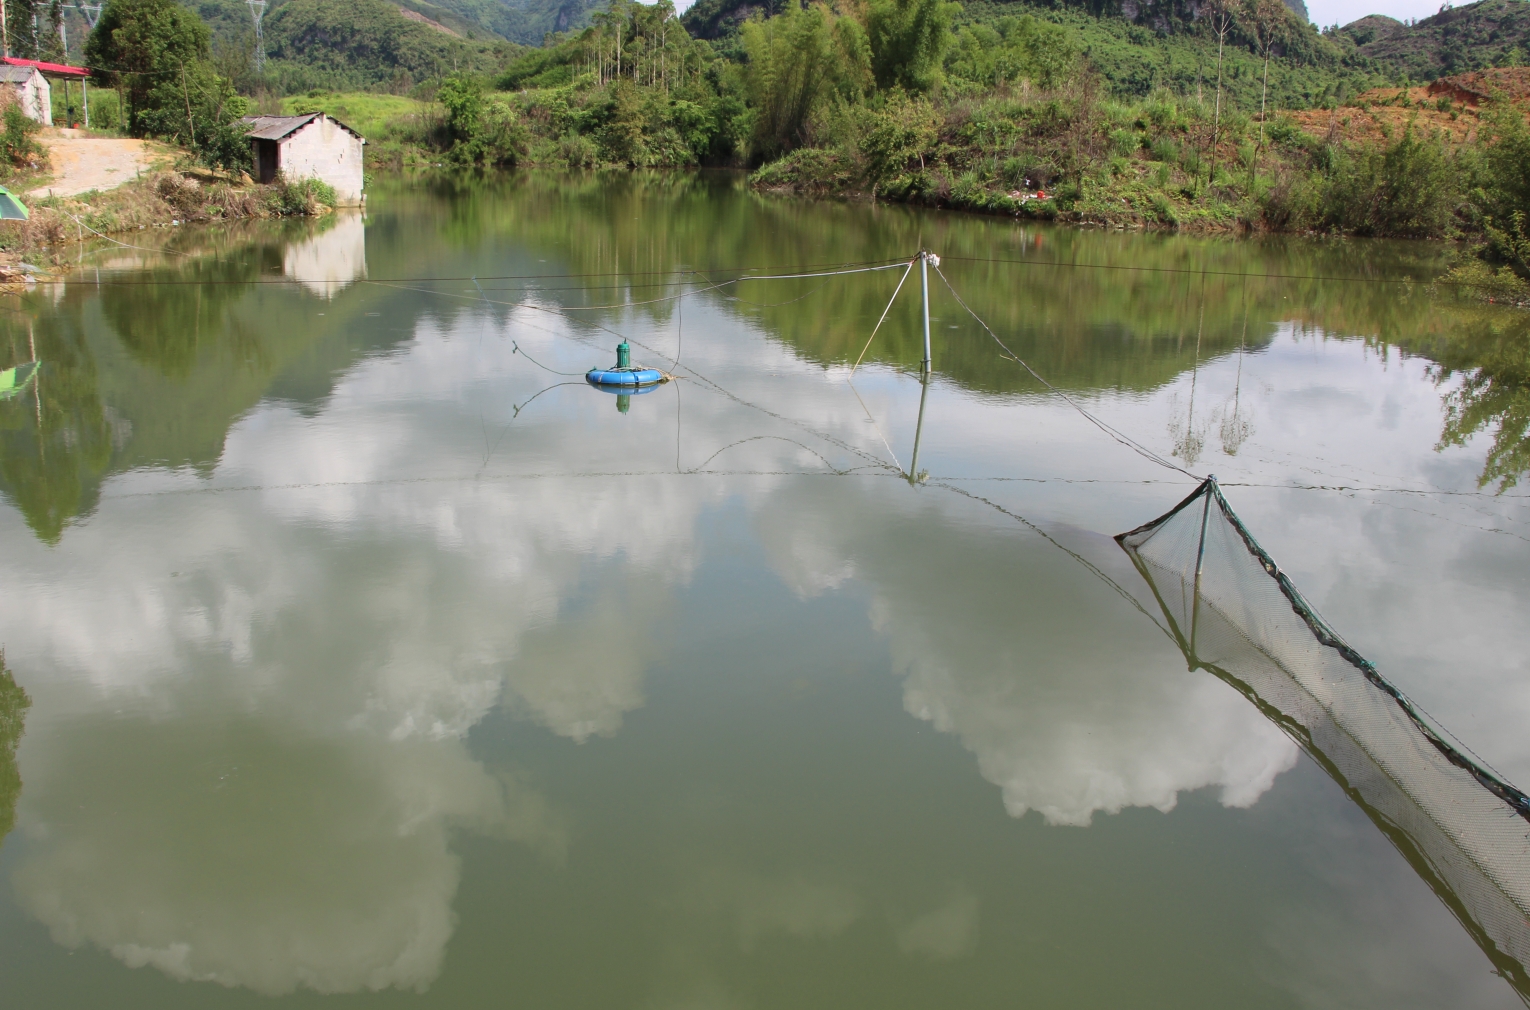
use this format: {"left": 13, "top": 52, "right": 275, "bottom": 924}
{"left": 262, "top": 0, "right": 518, "bottom": 93}
{"left": 1328, "top": 0, "right": 1530, "bottom": 81}
{"left": 193, "top": 0, "right": 609, "bottom": 47}
{"left": 415, "top": 0, "right": 1530, "bottom": 270}
{"left": 684, "top": 0, "right": 1384, "bottom": 106}
{"left": 959, "top": 1, "right": 1379, "bottom": 106}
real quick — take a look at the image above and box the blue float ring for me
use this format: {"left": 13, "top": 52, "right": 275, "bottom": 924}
{"left": 586, "top": 367, "right": 666, "bottom": 388}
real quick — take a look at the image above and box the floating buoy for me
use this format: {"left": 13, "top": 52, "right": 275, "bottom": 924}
{"left": 587, "top": 342, "right": 667, "bottom": 390}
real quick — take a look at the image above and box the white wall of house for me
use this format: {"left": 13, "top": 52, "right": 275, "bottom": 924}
{"left": 278, "top": 116, "right": 364, "bottom": 205}
{"left": 5, "top": 70, "right": 51, "bottom": 126}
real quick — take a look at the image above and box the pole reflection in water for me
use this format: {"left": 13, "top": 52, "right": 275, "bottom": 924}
{"left": 907, "top": 376, "right": 930, "bottom": 486}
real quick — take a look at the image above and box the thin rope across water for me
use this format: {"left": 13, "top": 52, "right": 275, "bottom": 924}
{"left": 933, "top": 262, "right": 1201, "bottom": 480}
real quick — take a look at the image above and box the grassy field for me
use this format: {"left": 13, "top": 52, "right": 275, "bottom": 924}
{"left": 280, "top": 92, "right": 434, "bottom": 145}
{"left": 278, "top": 92, "right": 443, "bottom": 169}
{"left": 47, "top": 85, "right": 124, "bottom": 133}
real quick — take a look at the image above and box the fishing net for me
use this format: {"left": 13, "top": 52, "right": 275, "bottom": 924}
{"left": 1118, "top": 479, "right": 1530, "bottom": 1001}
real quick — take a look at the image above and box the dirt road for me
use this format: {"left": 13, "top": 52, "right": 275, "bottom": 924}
{"left": 31, "top": 133, "right": 169, "bottom": 198}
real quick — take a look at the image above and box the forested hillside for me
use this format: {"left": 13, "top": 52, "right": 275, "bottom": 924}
{"left": 176, "top": 0, "right": 599, "bottom": 59}
{"left": 683, "top": 0, "right": 1372, "bottom": 106}
{"left": 167, "top": 0, "right": 1528, "bottom": 99}
{"left": 261, "top": 0, "right": 517, "bottom": 92}
{"left": 1331, "top": 0, "right": 1530, "bottom": 80}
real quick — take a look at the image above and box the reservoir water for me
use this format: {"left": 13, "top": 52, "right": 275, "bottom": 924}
{"left": 1, "top": 172, "right": 1527, "bottom": 1008}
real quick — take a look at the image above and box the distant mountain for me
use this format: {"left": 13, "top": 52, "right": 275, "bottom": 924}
{"left": 261, "top": 0, "right": 516, "bottom": 92}
{"left": 1331, "top": 13, "right": 1403, "bottom": 46}
{"left": 184, "top": 0, "right": 603, "bottom": 52}
{"left": 1333, "top": 0, "right": 1530, "bottom": 80}
{"left": 482, "top": 0, "right": 606, "bottom": 43}
{"left": 682, "top": 0, "right": 1311, "bottom": 40}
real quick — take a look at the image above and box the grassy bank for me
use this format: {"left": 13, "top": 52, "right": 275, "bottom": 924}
{"left": 0, "top": 172, "right": 341, "bottom": 269}
{"left": 338, "top": 2, "right": 1524, "bottom": 255}
{"left": 278, "top": 92, "right": 443, "bottom": 170}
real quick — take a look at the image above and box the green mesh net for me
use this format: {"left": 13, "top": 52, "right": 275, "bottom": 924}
{"left": 1118, "top": 478, "right": 1530, "bottom": 1002}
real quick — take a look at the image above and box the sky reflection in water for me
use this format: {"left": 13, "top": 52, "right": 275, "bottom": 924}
{"left": 0, "top": 173, "right": 1526, "bottom": 1008}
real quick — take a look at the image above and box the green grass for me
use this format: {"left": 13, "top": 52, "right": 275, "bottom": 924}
{"left": 48, "top": 84, "right": 124, "bottom": 133}
{"left": 280, "top": 92, "right": 434, "bottom": 144}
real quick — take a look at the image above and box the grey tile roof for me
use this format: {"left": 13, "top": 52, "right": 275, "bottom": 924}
{"left": 238, "top": 113, "right": 320, "bottom": 141}
{"left": 238, "top": 113, "right": 365, "bottom": 142}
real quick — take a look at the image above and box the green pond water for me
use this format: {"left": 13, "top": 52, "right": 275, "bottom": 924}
{"left": 0, "top": 172, "right": 1528, "bottom": 1008}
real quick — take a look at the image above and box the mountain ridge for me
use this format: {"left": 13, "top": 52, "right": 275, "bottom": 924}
{"left": 1331, "top": 0, "right": 1530, "bottom": 80}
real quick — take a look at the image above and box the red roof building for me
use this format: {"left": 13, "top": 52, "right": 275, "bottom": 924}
{"left": 1, "top": 56, "right": 88, "bottom": 79}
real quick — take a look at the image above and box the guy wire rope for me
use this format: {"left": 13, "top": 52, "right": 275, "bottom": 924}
{"left": 930, "top": 261, "right": 1201, "bottom": 480}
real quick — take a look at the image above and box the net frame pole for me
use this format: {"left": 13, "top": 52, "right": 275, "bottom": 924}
{"left": 920, "top": 251, "right": 933, "bottom": 374}
{"left": 1189, "top": 474, "right": 1215, "bottom": 655}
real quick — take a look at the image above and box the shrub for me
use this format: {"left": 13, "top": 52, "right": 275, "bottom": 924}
{"left": 860, "top": 91, "right": 940, "bottom": 183}
{"left": 0, "top": 98, "right": 42, "bottom": 171}
{"left": 269, "top": 176, "right": 336, "bottom": 216}
{"left": 1341, "top": 128, "right": 1457, "bottom": 237}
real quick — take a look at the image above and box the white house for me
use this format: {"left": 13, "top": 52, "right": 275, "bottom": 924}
{"left": 239, "top": 113, "right": 365, "bottom": 205}
{"left": 0, "top": 65, "right": 50, "bottom": 125}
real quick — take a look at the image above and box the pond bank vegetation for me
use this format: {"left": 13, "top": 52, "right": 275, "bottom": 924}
{"left": 315, "top": 0, "right": 1527, "bottom": 298}
{"left": 0, "top": 172, "right": 339, "bottom": 272}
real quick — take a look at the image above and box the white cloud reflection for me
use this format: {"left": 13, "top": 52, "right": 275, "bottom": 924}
{"left": 751, "top": 479, "right": 1299, "bottom": 827}
{"left": 0, "top": 276, "right": 1517, "bottom": 1002}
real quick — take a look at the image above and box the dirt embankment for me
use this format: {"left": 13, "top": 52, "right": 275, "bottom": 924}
{"left": 31, "top": 132, "right": 174, "bottom": 198}
{"left": 1288, "top": 66, "right": 1530, "bottom": 146}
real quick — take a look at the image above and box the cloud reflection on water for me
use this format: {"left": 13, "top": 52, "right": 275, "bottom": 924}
{"left": 0, "top": 192, "right": 1525, "bottom": 1005}
{"left": 0, "top": 295, "right": 1313, "bottom": 995}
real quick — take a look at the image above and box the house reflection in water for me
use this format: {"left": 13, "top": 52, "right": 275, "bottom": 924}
{"left": 283, "top": 212, "right": 367, "bottom": 299}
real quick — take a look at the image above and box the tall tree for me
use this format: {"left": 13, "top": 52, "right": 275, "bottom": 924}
{"left": 84, "top": 0, "right": 209, "bottom": 134}
{"left": 85, "top": 0, "right": 248, "bottom": 168}
{"left": 866, "top": 0, "right": 957, "bottom": 94}
{"left": 1246, "top": 0, "right": 1288, "bottom": 156}
{"left": 5, "top": 0, "right": 39, "bottom": 59}
{"left": 741, "top": 2, "right": 837, "bottom": 158}
{"left": 1204, "top": 0, "right": 1235, "bottom": 191}
{"left": 41, "top": 0, "right": 66, "bottom": 63}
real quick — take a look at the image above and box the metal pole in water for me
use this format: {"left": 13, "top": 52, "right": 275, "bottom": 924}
{"left": 920, "top": 251, "right": 932, "bottom": 375}
{"left": 1189, "top": 475, "right": 1216, "bottom": 658}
